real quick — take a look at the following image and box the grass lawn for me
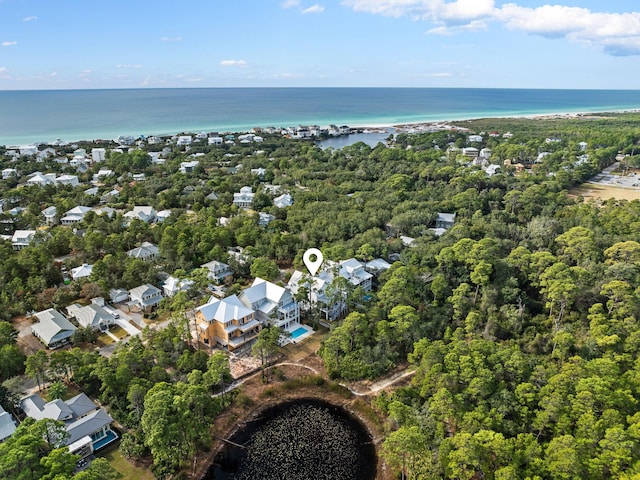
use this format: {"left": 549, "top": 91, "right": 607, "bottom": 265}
{"left": 110, "top": 325, "right": 129, "bottom": 339}
{"left": 96, "top": 334, "right": 114, "bottom": 346}
{"left": 100, "top": 446, "right": 155, "bottom": 480}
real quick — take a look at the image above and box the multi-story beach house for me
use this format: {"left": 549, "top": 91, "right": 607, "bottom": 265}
{"left": 239, "top": 278, "right": 300, "bottom": 330}
{"left": 233, "top": 186, "right": 254, "bottom": 209}
{"left": 195, "top": 294, "right": 259, "bottom": 351}
{"left": 201, "top": 260, "right": 234, "bottom": 284}
{"left": 128, "top": 284, "right": 163, "bottom": 312}
{"left": 21, "top": 392, "right": 117, "bottom": 458}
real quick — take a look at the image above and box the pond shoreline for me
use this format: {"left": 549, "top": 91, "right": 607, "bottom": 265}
{"left": 191, "top": 367, "right": 391, "bottom": 480}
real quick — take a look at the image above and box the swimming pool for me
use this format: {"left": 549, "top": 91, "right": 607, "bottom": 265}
{"left": 290, "top": 326, "right": 309, "bottom": 340}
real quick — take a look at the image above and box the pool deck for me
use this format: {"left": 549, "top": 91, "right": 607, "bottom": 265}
{"left": 93, "top": 429, "right": 119, "bottom": 451}
{"left": 284, "top": 324, "right": 315, "bottom": 345}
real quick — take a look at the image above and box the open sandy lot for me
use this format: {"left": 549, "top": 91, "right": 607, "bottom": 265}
{"left": 570, "top": 183, "right": 640, "bottom": 202}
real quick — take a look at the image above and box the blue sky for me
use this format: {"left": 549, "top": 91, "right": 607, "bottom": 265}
{"left": 1, "top": 0, "right": 640, "bottom": 90}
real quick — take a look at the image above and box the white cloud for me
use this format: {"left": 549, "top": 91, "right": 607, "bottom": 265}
{"left": 427, "top": 19, "right": 488, "bottom": 35}
{"left": 282, "top": 0, "right": 300, "bottom": 8}
{"left": 302, "top": 4, "right": 325, "bottom": 14}
{"left": 23, "top": 16, "right": 38, "bottom": 22}
{"left": 220, "top": 59, "right": 249, "bottom": 67}
{"left": 342, "top": 0, "right": 640, "bottom": 56}
{"left": 117, "top": 64, "right": 142, "bottom": 69}
{"left": 2, "top": 41, "right": 17, "bottom": 47}
{"left": 161, "top": 36, "right": 182, "bottom": 42}
{"left": 496, "top": 4, "right": 596, "bottom": 38}
{"left": 0, "top": 67, "right": 10, "bottom": 79}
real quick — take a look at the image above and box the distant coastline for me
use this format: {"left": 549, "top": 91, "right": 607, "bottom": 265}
{"left": 2, "top": 87, "right": 640, "bottom": 146}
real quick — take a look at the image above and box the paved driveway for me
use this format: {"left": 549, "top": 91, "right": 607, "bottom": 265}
{"left": 114, "top": 315, "right": 142, "bottom": 336}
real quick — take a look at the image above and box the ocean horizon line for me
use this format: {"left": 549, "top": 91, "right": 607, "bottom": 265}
{"left": 3, "top": 86, "right": 640, "bottom": 93}
{"left": 5, "top": 108, "right": 640, "bottom": 149}
{"left": 3, "top": 87, "right": 640, "bottom": 146}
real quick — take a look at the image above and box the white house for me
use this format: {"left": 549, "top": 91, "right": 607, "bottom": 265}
{"left": 66, "top": 302, "right": 115, "bottom": 331}
{"left": 274, "top": 193, "right": 293, "bottom": 208}
{"left": 124, "top": 206, "right": 156, "bottom": 223}
{"left": 93, "top": 206, "right": 115, "bottom": 218}
{"left": 109, "top": 288, "right": 129, "bottom": 304}
{"left": 239, "top": 278, "right": 300, "bottom": 330}
{"left": 61, "top": 206, "right": 91, "bottom": 225}
{"left": 468, "top": 134, "right": 483, "bottom": 143}
{"left": 42, "top": 206, "right": 58, "bottom": 225}
{"left": 27, "top": 172, "right": 53, "bottom": 186}
{"left": 156, "top": 209, "right": 172, "bottom": 223}
{"left": 336, "top": 258, "right": 373, "bottom": 292}
{"left": 462, "top": 147, "right": 479, "bottom": 158}
{"left": 31, "top": 309, "right": 77, "bottom": 348}
{"left": 55, "top": 175, "right": 79, "bottom": 187}
{"left": 233, "top": 186, "right": 255, "bottom": 209}
{"left": 70, "top": 157, "right": 87, "bottom": 170}
{"left": 126, "top": 241, "right": 159, "bottom": 261}
{"left": 176, "top": 135, "right": 193, "bottom": 146}
{"left": 91, "top": 148, "right": 106, "bottom": 163}
{"left": 1, "top": 168, "right": 18, "bottom": 180}
{"left": 128, "top": 284, "right": 163, "bottom": 311}
{"left": 365, "top": 258, "right": 392, "bottom": 275}
{"left": 36, "top": 148, "right": 57, "bottom": 162}
{"left": 179, "top": 160, "right": 199, "bottom": 173}
{"left": 0, "top": 405, "right": 16, "bottom": 443}
{"left": 11, "top": 230, "right": 36, "bottom": 250}
{"left": 162, "top": 276, "right": 194, "bottom": 297}
{"left": 70, "top": 263, "right": 93, "bottom": 280}
{"left": 19, "top": 145, "right": 38, "bottom": 156}
{"left": 93, "top": 169, "right": 114, "bottom": 182}
{"left": 287, "top": 270, "right": 346, "bottom": 322}
{"left": 201, "top": 260, "right": 234, "bottom": 284}
{"left": 479, "top": 148, "right": 492, "bottom": 159}
{"left": 21, "top": 392, "right": 117, "bottom": 455}
{"left": 258, "top": 212, "right": 275, "bottom": 226}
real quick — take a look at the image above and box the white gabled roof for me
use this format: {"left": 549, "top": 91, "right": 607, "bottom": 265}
{"left": 127, "top": 241, "right": 159, "bottom": 258}
{"left": 241, "top": 278, "right": 287, "bottom": 305}
{"left": 0, "top": 407, "right": 16, "bottom": 442}
{"left": 12, "top": 230, "right": 36, "bottom": 243}
{"left": 70, "top": 263, "right": 93, "bottom": 280}
{"left": 31, "top": 309, "right": 77, "bottom": 345}
{"left": 66, "top": 303, "right": 114, "bottom": 329}
{"left": 274, "top": 193, "right": 293, "bottom": 208}
{"left": 129, "top": 283, "right": 161, "bottom": 298}
{"left": 196, "top": 294, "right": 253, "bottom": 323}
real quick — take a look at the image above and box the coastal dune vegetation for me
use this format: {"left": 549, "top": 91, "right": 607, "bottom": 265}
{"left": 2, "top": 113, "right": 640, "bottom": 478}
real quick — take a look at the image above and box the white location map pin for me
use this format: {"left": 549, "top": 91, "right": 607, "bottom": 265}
{"left": 303, "top": 248, "right": 324, "bottom": 276}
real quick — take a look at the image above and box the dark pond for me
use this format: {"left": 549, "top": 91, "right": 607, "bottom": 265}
{"left": 204, "top": 398, "right": 377, "bottom": 480}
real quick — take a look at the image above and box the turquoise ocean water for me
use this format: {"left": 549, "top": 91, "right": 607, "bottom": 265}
{"left": 2, "top": 87, "right": 640, "bottom": 146}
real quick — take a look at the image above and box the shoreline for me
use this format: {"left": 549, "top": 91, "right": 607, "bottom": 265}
{"left": 4, "top": 108, "right": 640, "bottom": 148}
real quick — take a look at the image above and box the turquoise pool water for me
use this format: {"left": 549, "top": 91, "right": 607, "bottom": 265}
{"left": 93, "top": 430, "right": 118, "bottom": 451}
{"left": 290, "top": 327, "right": 309, "bottom": 340}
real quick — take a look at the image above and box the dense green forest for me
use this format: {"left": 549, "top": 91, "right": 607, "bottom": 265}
{"left": 3, "top": 113, "right": 640, "bottom": 479}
